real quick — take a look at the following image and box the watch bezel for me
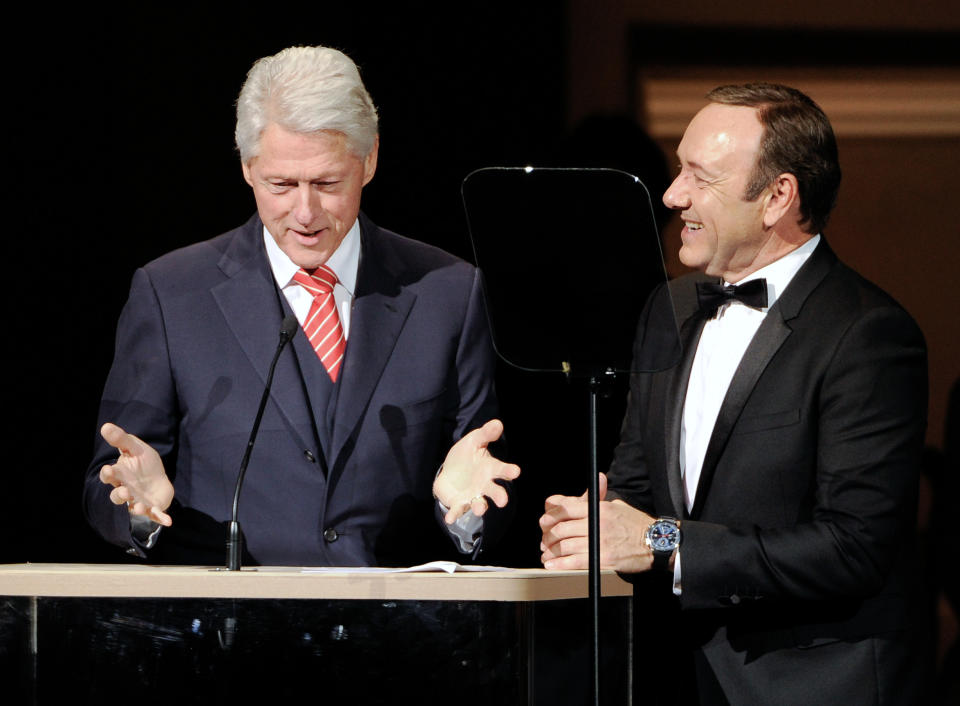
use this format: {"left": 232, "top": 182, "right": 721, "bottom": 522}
{"left": 645, "top": 517, "right": 682, "bottom": 555}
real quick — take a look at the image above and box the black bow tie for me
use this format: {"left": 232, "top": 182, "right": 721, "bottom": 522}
{"left": 696, "top": 279, "right": 768, "bottom": 315}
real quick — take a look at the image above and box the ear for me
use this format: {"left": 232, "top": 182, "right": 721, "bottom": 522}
{"left": 762, "top": 172, "right": 799, "bottom": 228}
{"left": 361, "top": 135, "right": 380, "bottom": 187}
{"left": 241, "top": 160, "right": 255, "bottom": 188}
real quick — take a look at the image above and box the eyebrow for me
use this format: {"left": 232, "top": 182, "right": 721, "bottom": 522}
{"left": 677, "top": 156, "right": 718, "bottom": 178}
{"left": 263, "top": 173, "right": 343, "bottom": 183}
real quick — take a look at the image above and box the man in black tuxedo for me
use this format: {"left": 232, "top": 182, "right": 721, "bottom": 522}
{"left": 540, "top": 84, "right": 927, "bottom": 704}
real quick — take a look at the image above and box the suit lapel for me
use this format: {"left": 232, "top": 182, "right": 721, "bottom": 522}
{"left": 689, "top": 311, "right": 792, "bottom": 518}
{"left": 689, "top": 239, "right": 836, "bottom": 518}
{"left": 663, "top": 311, "right": 707, "bottom": 518}
{"left": 328, "top": 219, "right": 416, "bottom": 467}
{"left": 210, "top": 216, "right": 315, "bottom": 457}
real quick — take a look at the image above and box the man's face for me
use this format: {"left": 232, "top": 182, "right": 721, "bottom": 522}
{"left": 242, "top": 123, "right": 378, "bottom": 269}
{"left": 663, "top": 103, "right": 769, "bottom": 281}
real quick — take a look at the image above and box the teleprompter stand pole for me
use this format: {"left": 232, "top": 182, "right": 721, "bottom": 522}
{"left": 588, "top": 367, "right": 618, "bottom": 706}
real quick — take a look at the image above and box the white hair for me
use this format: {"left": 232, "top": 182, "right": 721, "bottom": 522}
{"left": 235, "top": 46, "right": 379, "bottom": 162}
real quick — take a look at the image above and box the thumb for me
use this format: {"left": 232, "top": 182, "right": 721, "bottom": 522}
{"left": 100, "top": 422, "right": 144, "bottom": 456}
{"left": 471, "top": 418, "right": 504, "bottom": 447}
{"left": 579, "top": 472, "right": 608, "bottom": 501}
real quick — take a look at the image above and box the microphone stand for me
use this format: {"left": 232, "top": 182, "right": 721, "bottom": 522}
{"left": 225, "top": 315, "right": 298, "bottom": 571}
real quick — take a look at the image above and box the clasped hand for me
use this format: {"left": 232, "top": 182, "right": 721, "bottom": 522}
{"left": 433, "top": 419, "right": 520, "bottom": 524}
{"left": 539, "top": 472, "right": 655, "bottom": 573}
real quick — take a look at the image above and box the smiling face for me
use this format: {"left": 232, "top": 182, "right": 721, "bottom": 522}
{"left": 663, "top": 103, "right": 773, "bottom": 282}
{"left": 242, "top": 123, "right": 378, "bottom": 269}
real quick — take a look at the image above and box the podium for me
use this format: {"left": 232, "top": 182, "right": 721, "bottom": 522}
{"left": 0, "top": 564, "right": 632, "bottom": 705}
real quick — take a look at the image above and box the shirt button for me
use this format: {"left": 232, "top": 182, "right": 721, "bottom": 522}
{"left": 323, "top": 528, "right": 339, "bottom": 543}
{"left": 304, "top": 450, "right": 316, "bottom": 463}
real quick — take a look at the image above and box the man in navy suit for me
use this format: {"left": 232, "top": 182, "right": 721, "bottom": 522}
{"left": 84, "top": 46, "right": 518, "bottom": 567}
{"left": 540, "top": 84, "right": 927, "bottom": 703}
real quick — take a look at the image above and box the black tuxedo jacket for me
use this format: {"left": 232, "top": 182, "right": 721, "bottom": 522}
{"left": 607, "top": 239, "right": 928, "bottom": 704}
{"left": 84, "top": 213, "right": 501, "bottom": 567}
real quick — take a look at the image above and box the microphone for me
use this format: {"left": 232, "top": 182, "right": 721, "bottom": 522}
{"left": 225, "top": 314, "right": 299, "bottom": 571}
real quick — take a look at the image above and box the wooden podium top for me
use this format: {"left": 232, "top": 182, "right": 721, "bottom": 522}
{"left": 0, "top": 563, "right": 632, "bottom": 602}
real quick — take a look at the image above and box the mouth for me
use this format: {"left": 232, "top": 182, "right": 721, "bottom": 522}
{"left": 683, "top": 220, "right": 704, "bottom": 232}
{"left": 290, "top": 227, "right": 327, "bottom": 243}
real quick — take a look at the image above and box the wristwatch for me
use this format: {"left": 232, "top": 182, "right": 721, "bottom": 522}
{"left": 645, "top": 517, "right": 681, "bottom": 571}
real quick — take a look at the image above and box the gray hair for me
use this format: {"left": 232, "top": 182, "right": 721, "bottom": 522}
{"left": 235, "top": 46, "right": 379, "bottom": 162}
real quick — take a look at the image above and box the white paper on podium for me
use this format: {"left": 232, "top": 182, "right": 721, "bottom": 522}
{"left": 298, "top": 561, "right": 512, "bottom": 574}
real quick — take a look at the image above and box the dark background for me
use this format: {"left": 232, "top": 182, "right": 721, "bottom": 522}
{"left": 6, "top": 4, "right": 955, "bottom": 698}
{"left": 4, "top": 5, "right": 645, "bottom": 567}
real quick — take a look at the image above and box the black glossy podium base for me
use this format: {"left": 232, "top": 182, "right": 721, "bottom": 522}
{"left": 0, "top": 567, "right": 631, "bottom": 705}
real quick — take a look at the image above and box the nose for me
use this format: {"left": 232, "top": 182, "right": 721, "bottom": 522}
{"left": 662, "top": 174, "right": 689, "bottom": 211}
{"left": 293, "top": 184, "right": 321, "bottom": 226}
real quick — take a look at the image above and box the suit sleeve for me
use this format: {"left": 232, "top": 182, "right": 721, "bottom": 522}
{"left": 450, "top": 267, "right": 500, "bottom": 439}
{"left": 82, "top": 267, "right": 179, "bottom": 553}
{"left": 605, "top": 281, "right": 678, "bottom": 515}
{"left": 443, "top": 266, "right": 513, "bottom": 555}
{"left": 605, "top": 382, "right": 657, "bottom": 514}
{"left": 679, "top": 305, "right": 927, "bottom": 609}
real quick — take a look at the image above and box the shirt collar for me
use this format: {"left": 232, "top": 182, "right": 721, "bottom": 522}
{"left": 728, "top": 234, "right": 820, "bottom": 311}
{"left": 262, "top": 218, "right": 362, "bottom": 295}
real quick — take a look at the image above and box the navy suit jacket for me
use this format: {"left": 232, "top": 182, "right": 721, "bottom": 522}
{"left": 607, "top": 239, "right": 928, "bottom": 704}
{"left": 84, "top": 213, "right": 500, "bottom": 567}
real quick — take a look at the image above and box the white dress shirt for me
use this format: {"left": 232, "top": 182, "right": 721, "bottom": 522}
{"left": 262, "top": 220, "right": 361, "bottom": 337}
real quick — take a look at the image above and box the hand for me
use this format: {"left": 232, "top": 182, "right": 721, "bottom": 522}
{"left": 98, "top": 422, "right": 175, "bottom": 526}
{"left": 539, "top": 472, "right": 655, "bottom": 572}
{"left": 433, "top": 419, "right": 520, "bottom": 524}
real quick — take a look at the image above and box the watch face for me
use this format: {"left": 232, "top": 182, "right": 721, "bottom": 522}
{"left": 648, "top": 520, "right": 679, "bottom": 553}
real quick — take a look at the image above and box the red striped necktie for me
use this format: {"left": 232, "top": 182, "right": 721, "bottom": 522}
{"left": 291, "top": 265, "right": 346, "bottom": 382}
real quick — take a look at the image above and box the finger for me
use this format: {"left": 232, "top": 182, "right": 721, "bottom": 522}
{"left": 577, "top": 475, "right": 607, "bottom": 501}
{"left": 541, "top": 535, "right": 588, "bottom": 561}
{"left": 542, "top": 495, "right": 588, "bottom": 523}
{"left": 471, "top": 418, "right": 504, "bottom": 447}
{"left": 541, "top": 527, "right": 583, "bottom": 557}
{"left": 543, "top": 493, "right": 567, "bottom": 511}
{"left": 542, "top": 518, "right": 589, "bottom": 546}
{"left": 126, "top": 499, "right": 172, "bottom": 527}
{"left": 109, "top": 486, "right": 132, "bottom": 506}
{"left": 544, "top": 493, "right": 583, "bottom": 511}
{"left": 444, "top": 502, "right": 467, "bottom": 525}
{"left": 484, "top": 483, "right": 510, "bottom": 509}
{"left": 100, "top": 422, "right": 128, "bottom": 450}
{"left": 539, "top": 511, "right": 560, "bottom": 535}
{"left": 100, "top": 465, "right": 121, "bottom": 487}
{"left": 470, "top": 495, "right": 489, "bottom": 517}
{"left": 100, "top": 422, "right": 144, "bottom": 456}
{"left": 148, "top": 507, "right": 173, "bottom": 527}
{"left": 542, "top": 551, "right": 588, "bottom": 571}
{"left": 493, "top": 462, "right": 520, "bottom": 481}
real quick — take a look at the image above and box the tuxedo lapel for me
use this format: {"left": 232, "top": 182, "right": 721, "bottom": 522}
{"left": 328, "top": 220, "right": 416, "bottom": 468}
{"left": 689, "top": 239, "right": 836, "bottom": 518}
{"left": 663, "top": 311, "right": 707, "bottom": 517}
{"left": 689, "top": 310, "right": 792, "bottom": 518}
{"left": 210, "top": 217, "right": 315, "bottom": 456}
